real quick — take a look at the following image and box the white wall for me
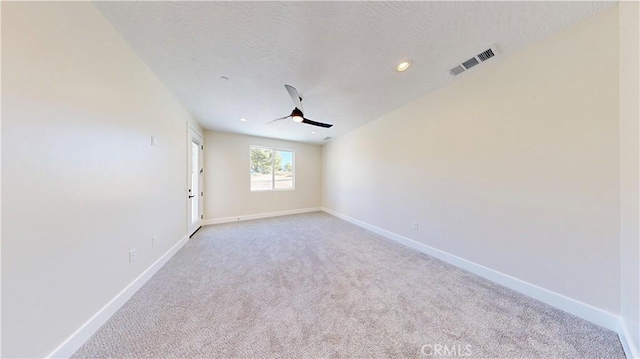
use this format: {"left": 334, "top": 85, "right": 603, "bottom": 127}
{"left": 204, "top": 131, "right": 322, "bottom": 221}
{"left": 323, "top": 7, "right": 620, "bottom": 314}
{"left": 619, "top": 1, "right": 640, "bottom": 357}
{"left": 1, "top": 2, "right": 201, "bottom": 357}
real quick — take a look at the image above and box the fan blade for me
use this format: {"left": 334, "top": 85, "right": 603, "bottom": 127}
{"left": 302, "top": 118, "right": 333, "bottom": 128}
{"left": 267, "top": 115, "right": 290, "bottom": 124}
{"left": 285, "top": 85, "right": 303, "bottom": 112}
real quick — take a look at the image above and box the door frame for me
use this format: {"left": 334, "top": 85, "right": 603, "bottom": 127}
{"left": 187, "top": 124, "right": 204, "bottom": 236}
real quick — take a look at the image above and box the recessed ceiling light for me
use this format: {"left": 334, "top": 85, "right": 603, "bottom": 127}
{"left": 239, "top": 118, "right": 247, "bottom": 122}
{"left": 311, "top": 131, "right": 316, "bottom": 134}
{"left": 397, "top": 60, "right": 412, "bottom": 72}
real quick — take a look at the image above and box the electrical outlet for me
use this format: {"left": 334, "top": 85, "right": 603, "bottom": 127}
{"left": 129, "top": 249, "right": 137, "bottom": 263}
{"left": 151, "top": 236, "right": 157, "bottom": 248}
{"left": 412, "top": 221, "right": 419, "bottom": 230}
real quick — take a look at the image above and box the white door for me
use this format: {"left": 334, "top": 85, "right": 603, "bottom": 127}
{"left": 188, "top": 126, "right": 204, "bottom": 236}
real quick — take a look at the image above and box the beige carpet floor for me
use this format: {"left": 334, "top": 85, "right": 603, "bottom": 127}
{"left": 72, "top": 212, "right": 624, "bottom": 358}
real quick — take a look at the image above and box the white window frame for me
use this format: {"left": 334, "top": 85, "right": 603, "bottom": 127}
{"left": 249, "top": 146, "right": 295, "bottom": 192}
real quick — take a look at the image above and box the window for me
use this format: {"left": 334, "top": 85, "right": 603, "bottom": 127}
{"left": 250, "top": 146, "right": 294, "bottom": 191}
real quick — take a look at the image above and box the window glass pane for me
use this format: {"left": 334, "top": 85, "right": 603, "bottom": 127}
{"left": 250, "top": 146, "right": 294, "bottom": 191}
{"left": 274, "top": 150, "right": 293, "bottom": 189}
{"left": 250, "top": 148, "right": 273, "bottom": 191}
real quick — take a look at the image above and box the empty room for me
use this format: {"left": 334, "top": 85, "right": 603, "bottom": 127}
{"left": 2, "top": 1, "right": 639, "bottom": 358}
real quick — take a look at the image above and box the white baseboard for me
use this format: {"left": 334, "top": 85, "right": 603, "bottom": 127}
{"left": 619, "top": 318, "right": 640, "bottom": 359}
{"left": 203, "top": 207, "right": 322, "bottom": 225}
{"left": 46, "top": 233, "right": 192, "bottom": 358}
{"left": 321, "top": 207, "right": 620, "bottom": 333}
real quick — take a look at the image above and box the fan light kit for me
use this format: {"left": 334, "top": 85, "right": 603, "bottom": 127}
{"left": 267, "top": 85, "right": 334, "bottom": 128}
{"left": 289, "top": 108, "right": 304, "bottom": 123}
{"left": 397, "top": 60, "right": 412, "bottom": 72}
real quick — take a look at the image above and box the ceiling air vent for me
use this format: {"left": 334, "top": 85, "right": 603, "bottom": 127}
{"left": 449, "top": 44, "right": 499, "bottom": 76}
{"left": 462, "top": 57, "right": 479, "bottom": 70}
{"left": 323, "top": 136, "right": 333, "bottom": 141}
{"left": 449, "top": 65, "right": 465, "bottom": 76}
{"left": 477, "top": 48, "right": 495, "bottom": 62}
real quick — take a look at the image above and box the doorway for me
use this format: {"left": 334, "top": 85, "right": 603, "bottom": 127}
{"left": 188, "top": 125, "right": 204, "bottom": 236}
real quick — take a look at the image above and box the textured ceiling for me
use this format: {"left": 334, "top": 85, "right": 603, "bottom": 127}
{"left": 94, "top": 1, "right": 615, "bottom": 144}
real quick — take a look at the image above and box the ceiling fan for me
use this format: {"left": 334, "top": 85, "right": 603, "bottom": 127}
{"left": 267, "top": 85, "right": 333, "bottom": 128}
